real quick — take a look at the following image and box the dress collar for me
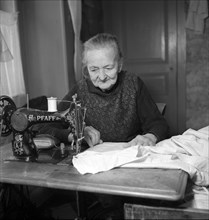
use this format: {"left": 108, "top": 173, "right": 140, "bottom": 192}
{"left": 86, "top": 71, "right": 125, "bottom": 96}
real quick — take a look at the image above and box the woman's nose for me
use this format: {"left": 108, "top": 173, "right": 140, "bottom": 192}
{"left": 98, "top": 69, "right": 106, "bottom": 80}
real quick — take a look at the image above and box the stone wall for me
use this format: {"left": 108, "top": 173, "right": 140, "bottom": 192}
{"left": 186, "top": 6, "right": 209, "bottom": 130}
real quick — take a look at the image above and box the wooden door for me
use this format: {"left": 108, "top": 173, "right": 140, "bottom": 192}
{"left": 102, "top": 0, "right": 185, "bottom": 136}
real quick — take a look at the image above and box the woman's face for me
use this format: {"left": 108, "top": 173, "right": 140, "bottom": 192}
{"left": 86, "top": 47, "right": 120, "bottom": 91}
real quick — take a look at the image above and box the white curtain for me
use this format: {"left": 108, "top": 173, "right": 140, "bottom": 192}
{"left": 67, "top": 0, "right": 82, "bottom": 82}
{"left": 0, "top": 10, "right": 26, "bottom": 100}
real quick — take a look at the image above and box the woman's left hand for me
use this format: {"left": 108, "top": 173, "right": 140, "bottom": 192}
{"left": 124, "top": 133, "right": 157, "bottom": 148}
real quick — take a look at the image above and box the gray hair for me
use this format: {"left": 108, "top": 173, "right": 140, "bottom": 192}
{"left": 82, "top": 33, "right": 123, "bottom": 68}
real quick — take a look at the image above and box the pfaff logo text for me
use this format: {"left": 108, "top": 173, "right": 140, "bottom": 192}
{"left": 28, "top": 115, "right": 60, "bottom": 122}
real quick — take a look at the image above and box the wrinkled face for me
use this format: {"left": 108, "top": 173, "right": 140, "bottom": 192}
{"left": 86, "top": 47, "right": 119, "bottom": 91}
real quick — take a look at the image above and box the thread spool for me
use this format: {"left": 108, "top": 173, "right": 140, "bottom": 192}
{"left": 47, "top": 97, "right": 57, "bottom": 112}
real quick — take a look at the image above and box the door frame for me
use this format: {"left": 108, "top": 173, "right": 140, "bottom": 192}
{"left": 177, "top": 0, "right": 186, "bottom": 134}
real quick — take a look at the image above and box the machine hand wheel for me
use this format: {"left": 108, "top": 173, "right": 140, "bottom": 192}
{"left": 0, "top": 95, "right": 16, "bottom": 137}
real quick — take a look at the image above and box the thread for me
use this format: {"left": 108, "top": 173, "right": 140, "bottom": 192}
{"left": 47, "top": 97, "right": 57, "bottom": 112}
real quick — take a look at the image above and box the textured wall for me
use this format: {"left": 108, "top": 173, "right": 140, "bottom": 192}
{"left": 186, "top": 17, "right": 209, "bottom": 130}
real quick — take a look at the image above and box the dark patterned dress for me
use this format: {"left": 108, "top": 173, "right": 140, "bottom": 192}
{"left": 39, "top": 71, "right": 169, "bottom": 143}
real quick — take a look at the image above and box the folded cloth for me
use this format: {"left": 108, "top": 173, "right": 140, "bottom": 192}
{"left": 123, "top": 126, "right": 209, "bottom": 186}
{"left": 72, "top": 126, "right": 209, "bottom": 186}
{"left": 72, "top": 142, "right": 139, "bottom": 174}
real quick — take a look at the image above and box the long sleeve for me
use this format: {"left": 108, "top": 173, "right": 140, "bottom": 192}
{"left": 136, "top": 77, "right": 169, "bottom": 142}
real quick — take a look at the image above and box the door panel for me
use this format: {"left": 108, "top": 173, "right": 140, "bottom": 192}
{"left": 123, "top": 1, "right": 166, "bottom": 61}
{"left": 103, "top": 0, "right": 178, "bottom": 135}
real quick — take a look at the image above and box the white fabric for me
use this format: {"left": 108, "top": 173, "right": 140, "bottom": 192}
{"left": 186, "top": 0, "right": 208, "bottom": 34}
{"left": 67, "top": 0, "right": 82, "bottom": 82}
{"left": 0, "top": 10, "right": 26, "bottom": 97}
{"left": 72, "top": 142, "right": 139, "bottom": 174}
{"left": 72, "top": 126, "right": 209, "bottom": 186}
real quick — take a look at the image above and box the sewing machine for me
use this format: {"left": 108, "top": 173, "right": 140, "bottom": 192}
{"left": 0, "top": 94, "right": 86, "bottom": 162}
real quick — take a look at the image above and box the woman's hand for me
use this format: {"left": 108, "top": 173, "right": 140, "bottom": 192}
{"left": 124, "top": 133, "right": 157, "bottom": 148}
{"left": 84, "top": 126, "right": 103, "bottom": 147}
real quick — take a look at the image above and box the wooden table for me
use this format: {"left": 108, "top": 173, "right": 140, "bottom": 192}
{"left": 1, "top": 142, "right": 208, "bottom": 219}
{"left": 0, "top": 143, "right": 188, "bottom": 201}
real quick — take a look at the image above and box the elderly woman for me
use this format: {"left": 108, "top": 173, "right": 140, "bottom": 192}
{"left": 42, "top": 33, "right": 169, "bottom": 147}
{"left": 39, "top": 33, "right": 169, "bottom": 219}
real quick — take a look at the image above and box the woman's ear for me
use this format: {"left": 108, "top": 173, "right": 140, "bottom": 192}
{"left": 82, "top": 66, "right": 89, "bottom": 78}
{"left": 118, "top": 60, "right": 123, "bottom": 72}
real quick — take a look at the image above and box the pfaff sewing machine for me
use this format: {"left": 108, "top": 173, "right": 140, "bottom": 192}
{"left": 0, "top": 94, "right": 86, "bottom": 162}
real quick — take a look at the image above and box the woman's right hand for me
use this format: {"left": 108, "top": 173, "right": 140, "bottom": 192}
{"left": 84, "top": 126, "right": 103, "bottom": 147}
